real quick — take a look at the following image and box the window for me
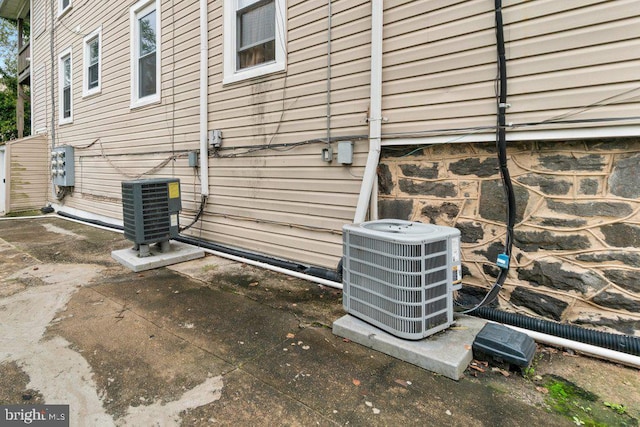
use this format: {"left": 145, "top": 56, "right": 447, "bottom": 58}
{"left": 83, "top": 27, "right": 102, "bottom": 97}
{"left": 130, "top": 0, "right": 160, "bottom": 108}
{"left": 58, "top": 48, "right": 73, "bottom": 124}
{"left": 58, "top": 0, "right": 72, "bottom": 17}
{"left": 223, "top": 0, "right": 286, "bottom": 84}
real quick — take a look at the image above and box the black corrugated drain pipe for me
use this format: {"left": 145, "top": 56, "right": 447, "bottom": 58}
{"left": 469, "top": 306, "right": 640, "bottom": 357}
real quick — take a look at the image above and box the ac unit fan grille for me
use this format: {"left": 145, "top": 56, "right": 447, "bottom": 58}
{"left": 122, "top": 178, "right": 181, "bottom": 245}
{"left": 342, "top": 220, "right": 459, "bottom": 340}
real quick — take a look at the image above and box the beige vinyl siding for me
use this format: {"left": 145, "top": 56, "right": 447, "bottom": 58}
{"left": 30, "top": 0, "right": 203, "bottom": 226}
{"left": 5, "top": 136, "right": 48, "bottom": 213}
{"left": 32, "top": 0, "right": 46, "bottom": 39}
{"left": 32, "top": 65, "right": 48, "bottom": 133}
{"left": 380, "top": 0, "right": 640, "bottom": 137}
{"left": 31, "top": 0, "right": 51, "bottom": 135}
{"left": 203, "top": 0, "right": 370, "bottom": 268}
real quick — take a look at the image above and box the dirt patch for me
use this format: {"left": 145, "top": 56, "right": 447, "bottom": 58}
{"left": 0, "top": 362, "right": 45, "bottom": 405}
{"left": 169, "top": 256, "right": 344, "bottom": 328}
{"left": 0, "top": 218, "right": 130, "bottom": 266}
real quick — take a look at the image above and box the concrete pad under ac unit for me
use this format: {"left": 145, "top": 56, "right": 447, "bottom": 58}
{"left": 332, "top": 314, "right": 487, "bottom": 380}
{"left": 112, "top": 241, "right": 205, "bottom": 272}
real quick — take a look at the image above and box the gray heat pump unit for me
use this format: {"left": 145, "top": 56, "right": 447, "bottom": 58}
{"left": 342, "top": 219, "right": 462, "bottom": 340}
{"left": 121, "top": 178, "right": 182, "bottom": 256}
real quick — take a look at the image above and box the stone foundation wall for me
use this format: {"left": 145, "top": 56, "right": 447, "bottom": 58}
{"left": 378, "top": 139, "right": 640, "bottom": 336}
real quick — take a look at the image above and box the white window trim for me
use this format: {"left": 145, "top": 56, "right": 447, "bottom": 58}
{"left": 130, "top": 0, "right": 161, "bottom": 109}
{"left": 58, "top": 47, "right": 73, "bottom": 125}
{"left": 58, "top": 0, "right": 72, "bottom": 18}
{"left": 82, "top": 27, "right": 102, "bottom": 98}
{"left": 223, "top": 0, "right": 287, "bottom": 85}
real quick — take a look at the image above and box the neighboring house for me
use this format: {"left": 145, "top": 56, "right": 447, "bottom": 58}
{"left": 0, "top": 0, "right": 638, "bottom": 334}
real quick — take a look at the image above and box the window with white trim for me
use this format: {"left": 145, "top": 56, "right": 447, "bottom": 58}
{"left": 83, "top": 27, "right": 102, "bottom": 97}
{"left": 58, "top": 48, "right": 73, "bottom": 124}
{"left": 130, "top": 0, "right": 160, "bottom": 108}
{"left": 59, "top": 0, "right": 72, "bottom": 17}
{"left": 223, "top": 0, "right": 286, "bottom": 84}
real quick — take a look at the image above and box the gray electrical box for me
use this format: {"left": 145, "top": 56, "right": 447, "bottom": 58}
{"left": 209, "top": 129, "right": 222, "bottom": 148}
{"left": 188, "top": 151, "right": 199, "bottom": 167}
{"left": 51, "top": 145, "right": 75, "bottom": 186}
{"left": 122, "top": 178, "right": 182, "bottom": 254}
{"left": 337, "top": 141, "right": 353, "bottom": 164}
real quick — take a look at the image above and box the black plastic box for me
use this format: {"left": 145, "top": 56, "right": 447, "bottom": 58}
{"left": 472, "top": 323, "right": 536, "bottom": 367}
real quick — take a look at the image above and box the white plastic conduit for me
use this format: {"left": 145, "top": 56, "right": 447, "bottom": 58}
{"left": 353, "top": 0, "right": 383, "bottom": 224}
{"left": 199, "top": 0, "right": 210, "bottom": 196}
{"left": 500, "top": 323, "right": 640, "bottom": 369}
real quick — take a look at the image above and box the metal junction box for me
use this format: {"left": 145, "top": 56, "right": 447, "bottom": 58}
{"left": 121, "top": 178, "right": 182, "bottom": 247}
{"left": 51, "top": 145, "right": 75, "bottom": 186}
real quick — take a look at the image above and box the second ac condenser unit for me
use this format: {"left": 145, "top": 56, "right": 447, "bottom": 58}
{"left": 342, "top": 219, "right": 462, "bottom": 340}
{"left": 121, "top": 178, "right": 181, "bottom": 248}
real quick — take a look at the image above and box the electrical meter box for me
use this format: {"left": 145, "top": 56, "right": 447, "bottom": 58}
{"left": 51, "top": 145, "right": 75, "bottom": 186}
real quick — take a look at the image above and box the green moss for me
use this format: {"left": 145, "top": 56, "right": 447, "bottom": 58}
{"left": 4, "top": 209, "right": 43, "bottom": 217}
{"left": 543, "top": 375, "right": 637, "bottom": 427}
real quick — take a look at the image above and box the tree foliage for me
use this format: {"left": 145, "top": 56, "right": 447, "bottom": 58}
{"left": 0, "top": 17, "right": 29, "bottom": 141}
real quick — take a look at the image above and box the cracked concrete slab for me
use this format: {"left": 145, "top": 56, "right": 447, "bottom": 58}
{"left": 0, "top": 240, "right": 224, "bottom": 425}
{"left": 1, "top": 217, "right": 638, "bottom": 426}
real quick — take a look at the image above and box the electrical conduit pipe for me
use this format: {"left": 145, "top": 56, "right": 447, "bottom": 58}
{"left": 199, "top": 0, "right": 210, "bottom": 197}
{"left": 509, "top": 325, "right": 640, "bottom": 369}
{"left": 353, "top": 0, "right": 383, "bottom": 223}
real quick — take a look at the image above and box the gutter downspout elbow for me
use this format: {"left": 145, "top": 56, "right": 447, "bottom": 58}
{"left": 353, "top": 0, "right": 383, "bottom": 224}
{"left": 199, "top": 0, "right": 210, "bottom": 197}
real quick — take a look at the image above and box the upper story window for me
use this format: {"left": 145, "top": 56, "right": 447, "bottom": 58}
{"left": 223, "top": 0, "right": 286, "bottom": 84}
{"left": 83, "top": 27, "right": 102, "bottom": 97}
{"left": 59, "top": 48, "right": 73, "bottom": 124}
{"left": 130, "top": 0, "right": 160, "bottom": 108}
{"left": 58, "top": 0, "right": 72, "bottom": 17}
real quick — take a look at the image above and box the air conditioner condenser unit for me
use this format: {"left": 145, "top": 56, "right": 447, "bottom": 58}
{"left": 121, "top": 178, "right": 181, "bottom": 256}
{"left": 342, "top": 219, "right": 462, "bottom": 340}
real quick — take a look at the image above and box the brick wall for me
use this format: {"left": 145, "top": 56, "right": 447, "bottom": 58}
{"left": 378, "top": 139, "right": 640, "bottom": 336}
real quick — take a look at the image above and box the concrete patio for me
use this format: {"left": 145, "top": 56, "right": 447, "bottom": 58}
{"left": 0, "top": 216, "right": 638, "bottom": 426}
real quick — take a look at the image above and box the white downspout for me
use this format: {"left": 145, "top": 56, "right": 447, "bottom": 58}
{"left": 353, "top": 0, "right": 383, "bottom": 223}
{"left": 199, "top": 0, "right": 210, "bottom": 196}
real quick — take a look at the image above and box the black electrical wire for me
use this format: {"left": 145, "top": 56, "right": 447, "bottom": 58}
{"left": 179, "top": 195, "right": 207, "bottom": 232}
{"left": 55, "top": 186, "right": 70, "bottom": 201}
{"left": 457, "top": 0, "right": 514, "bottom": 313}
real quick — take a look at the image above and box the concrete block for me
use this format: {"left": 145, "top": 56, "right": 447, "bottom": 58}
{"left": 332, "top": 314, "right": 486, "bottom": 380}
{"left": 112, "top": 241, "right": 205, "bottom": 272}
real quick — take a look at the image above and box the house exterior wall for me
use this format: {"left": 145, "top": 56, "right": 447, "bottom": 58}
{"left": 30, "top": 0, "right": 203, "bottom": 221}
{"left": 5, "top": 135, "right": 48, "bottom": 213}
{"left": 380, "top": 0, "right": 640, "bottom": 137}
{"left": 203, "top": 0, "right": 370, "bottom": 268}
{"left": 375, "top": 0, "right": 640, "bottom": 334}
{"left": 26, "top": 0, "right": 640, "bottom": 278}
{"left": 29, "top": 0, "right": 371, "bottom": 270}
{"left": 378, "top": 139, "right": 640, "bottom": 335}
